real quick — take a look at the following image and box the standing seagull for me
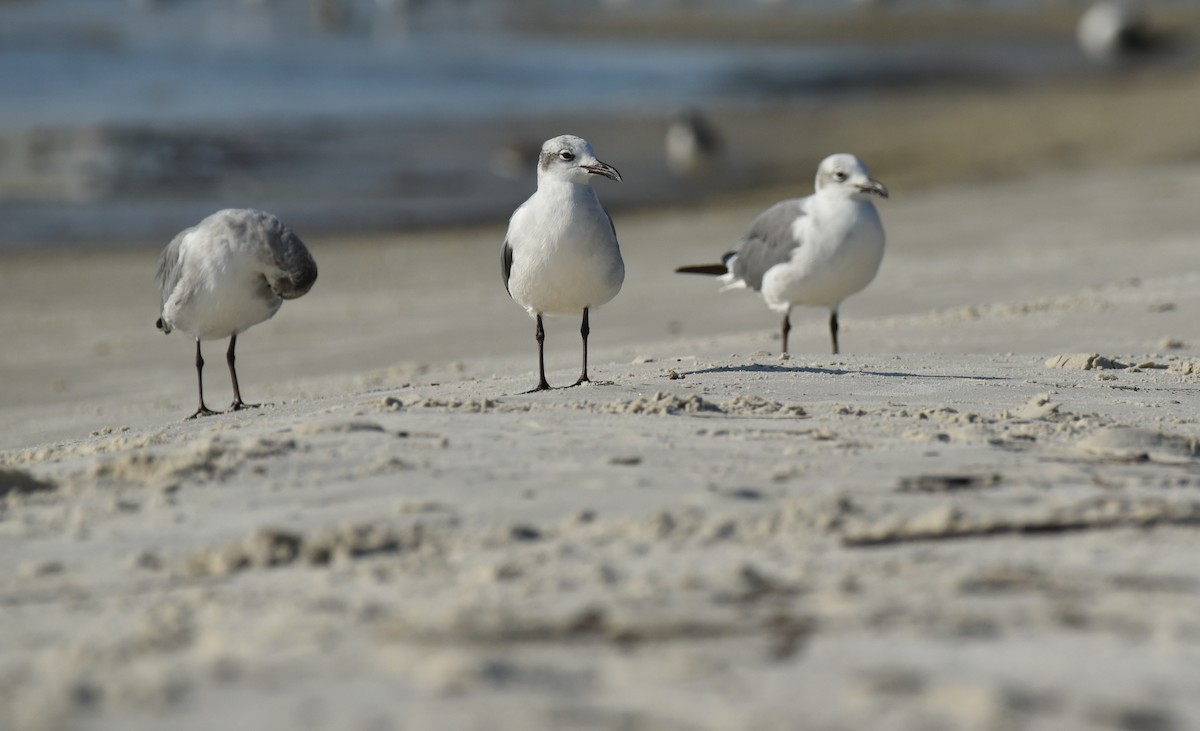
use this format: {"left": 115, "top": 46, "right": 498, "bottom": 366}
{"left": 1077, "top": 0, "right": 1167, "bottom": 66}
{"left": 665, "top": 108, "right": 722, "bottom": 178}
{"left": 156, "top": 209, "right": 318, "bottom": 419}
{"left": 677, "top": 153, "right": 886, "bottom": 356}
{"left": 502, "top": 135, "right": 624, "bottom": 392}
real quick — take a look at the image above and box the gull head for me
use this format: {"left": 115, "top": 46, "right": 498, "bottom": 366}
{"left": 537, "top": 135, "right": 622, "bottom": 185}
{"left": 816, "top": 153, "right": 888, "bottom": 201}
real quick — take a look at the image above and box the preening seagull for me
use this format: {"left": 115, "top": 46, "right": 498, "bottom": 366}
{"left": 677, "top": 153, "right": 886, "bottom": 356}
{"left": 156, "top": 209, "right": 318, "bottom": 419}
{"left": 502, "top": 135, "right": 624, "bottom": 392}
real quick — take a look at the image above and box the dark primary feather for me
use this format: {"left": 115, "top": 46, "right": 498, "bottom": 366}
{"left": 730, "top": 198, "right": 808, "bottom": 291}
{"left": 675, "top": 263, "right": 728, "bottom": 276}
{"left": 501, "top": 239, "right": 514, "bottom": 296}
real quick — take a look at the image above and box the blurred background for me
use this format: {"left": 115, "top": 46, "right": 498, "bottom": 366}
{"left": 2, "top": 0, "right": 1199, "bottom": 248}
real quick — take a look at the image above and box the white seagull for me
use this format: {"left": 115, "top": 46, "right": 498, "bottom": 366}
{"left": 156, "top": 209, "right": 318, "bottom": 419}
{"left": 501, "top": 135, "right": 624, "bottom": 392}
{"left": 677, "top": 153, "right": 887, "bottom": 356}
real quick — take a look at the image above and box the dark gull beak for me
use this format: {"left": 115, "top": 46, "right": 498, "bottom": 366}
{"left": 857, "top": 178, "right": 888, "bottom": 198}
{"left": 583, "top": 160, "right": 622, "bottom": 182}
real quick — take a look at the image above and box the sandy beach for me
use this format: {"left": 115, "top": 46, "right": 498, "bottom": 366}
{"left": 4, "top": 59, "right": 1200, "bottom": 730}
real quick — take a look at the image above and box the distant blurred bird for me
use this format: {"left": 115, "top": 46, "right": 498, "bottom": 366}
{"left": 502, "top": 135, "right": 624, "bottom": 391}
{"left": 156, "top": 209, "right": 318, "bottom": 419}
{"left": 1077, "top": 0, "right": 1166, "bottom": 65}
{"left": 665, "top": 109, "right": 722, "bottom": 178}
{"left": 676, "top": 154, "right": 886, "bottom": 356}
{"left": 311, "top": 0, "right": 352, "bottom": 31}
{"left": 490, "top": 138, "right": 543, "bottom": 181}
{"left": 372, "top": 0, "right": 420, "bottom": 37}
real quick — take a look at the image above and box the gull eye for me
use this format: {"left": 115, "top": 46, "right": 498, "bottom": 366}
{"left": 833, "top": 170, "right": 848, "bottom": 182}
{"left": 559, "top": 150, "right": 575, "bottom": 161}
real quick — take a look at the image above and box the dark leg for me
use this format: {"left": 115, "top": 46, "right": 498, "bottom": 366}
{"left": 526, "top": 314, "right": 551, "bottom": 392}
{"left": 186, "top": 340, "right": 217, "bottom": 420}
{"left": 573, "top": 307, "right": 591, "bottom": 386}
{"left": 829, "top": 309, "right": 840, "bottom": 355}
{"left": 226, "top": 334, "right": 260, "bottom": 411}
{"left": 781, "top": 311, "right": 791, "bottom": 356}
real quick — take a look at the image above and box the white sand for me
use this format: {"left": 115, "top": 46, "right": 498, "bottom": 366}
{"left": 2, "top": 158, "right": 1200, "bottom": 730}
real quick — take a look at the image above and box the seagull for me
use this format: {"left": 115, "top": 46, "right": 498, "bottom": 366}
{"left": 665, "top": 109, "right": 722, "bottom": 178}
{"left": 156, "top": 209, "right": 318, "bottom": 419}
{"left": 490, "top": 138, "right": 543, "bottom": 181}
{"left": 676, "top": 153, "right": 886, "bottom": 356}
{"left": 1077, "top": 0, "right": 1166, "bottom": 66}
{"left": 501, "top": 135, "right": 624, "bottom": 392}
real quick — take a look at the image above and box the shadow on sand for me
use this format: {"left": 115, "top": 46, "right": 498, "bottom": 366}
{"left": 680, "top": 362, "right": 1010, "bottom": 381}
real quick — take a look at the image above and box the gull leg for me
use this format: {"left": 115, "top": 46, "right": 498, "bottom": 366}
{"left": 573, "top": 307, "right": 591, "bottom": 386}
{"left": 526, "top": 314, "right": 552, "bottom": 392}
{"left": 226, "top": 334, "right": 260, "bottom": 411}
{"left": 781, "top": 310, "right": 792, "bottom": 356}
{"left": 829, "top": 309, "right": 840, "bottom": 355}
{"left": 187, "top": 339, "right": 218, "bottom": 420}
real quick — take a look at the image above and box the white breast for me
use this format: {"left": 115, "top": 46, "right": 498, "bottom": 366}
{"left": 762, "top": 199, "right": 884, "bottom": 311}
{"left": 506, "top": 183, "right": 624, "bottom": 317}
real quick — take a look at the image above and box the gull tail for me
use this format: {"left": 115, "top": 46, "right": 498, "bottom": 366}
{"left": 676, "top": 250, "right": 737, "bottom": 277}
{"left": 678, "top": 251, "right": 744, "bottom": 290}
{"left": 675, "top": 263, "right": 728, "bottom": 276}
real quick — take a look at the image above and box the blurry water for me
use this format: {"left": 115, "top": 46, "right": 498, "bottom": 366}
{"left": 0, "top": 0, "right": 1089, "bottom": 246}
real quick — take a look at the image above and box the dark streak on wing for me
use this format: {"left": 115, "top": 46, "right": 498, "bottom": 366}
{"left": 501, "top": 239, "right": 514, "bottom": 297}
{"left": 731, "top": 198, "right": 809, "bottom": 291}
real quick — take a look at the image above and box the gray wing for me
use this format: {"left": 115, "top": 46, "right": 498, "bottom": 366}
{"left": 730, "top": 198, "right": 809, "bottom": 291}
{"left": 226, "top": 209, "right": 318, "bottom": 300}
{"left": 154, "top": 227, "right": 191, "bottom": 331}
{"left": 603, "top": 208, "right": 618, "bottom": 245}
{"left": 501, "top": 239, "right": 514, "bottom": 296}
